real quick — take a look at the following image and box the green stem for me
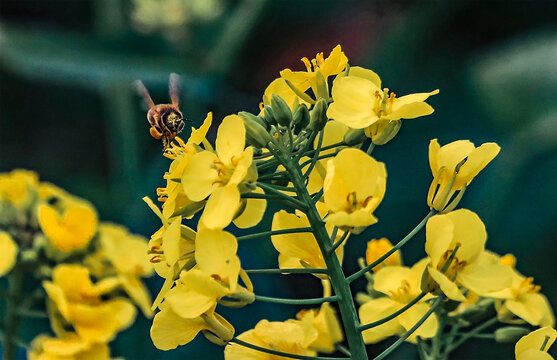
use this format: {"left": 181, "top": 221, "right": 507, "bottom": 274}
{"left": 2, "top": 267, "right": 24, "bottom": 360}
{"left": 236, "top": 227, "right": 313, "bottom": 241}
{"left": 329, "top": 231, "right": 350, "bottom": 255}
{"left": 241, "top": 192, "right": 304, "bottom": 210}
{"left": 256, "top": 182, "right": 307, "bottom": 210}
{"left": 366, "top": 142, "right": 375, "bottom": 155}
{"left": 303, "top": 129, "right": 324, "bottom": 179}
{"left": 445, "top": 317, "right": 498, "bottom": 353}
{"left": 254, "top": 295, "right": 339, "bottom": 306}
{"left": 359, "top": 292, "right": 427, "bottom": 331}
{"left": 230, "top": 338, "right": 349, "bottom": 360}
{"left": 347, "top": 210, "right": 435, "bottom": 283}
{"left": 299, "top": 153, "right": 336, "bottom": 169}
{"left": 245, "top": 268, "right": 328, "bottom": 275}
{"left": 373, "top": 296, "right": 444, "bottom": 360}
{"left": 283, "top": 155, "right": 368, "bottom": 360}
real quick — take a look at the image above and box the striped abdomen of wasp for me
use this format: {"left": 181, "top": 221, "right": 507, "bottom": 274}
{"left": 135, "top": 73, "right": 188, "bottom": 151}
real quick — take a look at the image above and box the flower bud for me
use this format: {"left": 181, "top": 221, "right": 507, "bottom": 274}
{"left": 238, "top": 111, "right": 268, "bottom": 130}
{"left": 309, "top": 98, "right": 328, "bottom": 131}
{"left": 240, "top": 114, "right": 273, "bottom": 149}
{"left": 292, "top": 104, "right": 310, "bottom": 128}
{"left": 263, "top": 105, "right": 277, "bottom": 127}
{"left": 314, "top": 69, "right": 330, "bottom": 100}
{"left": 495, "top": 327, "right": 530, "bottom": 343}
{"left": 271, "top": 94, "right": 292, "bottom": 127}
{"left": 344, "top": 128, "right": 366, "bottom": 146}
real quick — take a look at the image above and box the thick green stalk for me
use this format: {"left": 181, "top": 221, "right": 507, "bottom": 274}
{"left": 283, "top": 157, "right": 368, "bottom": 360}
{"left": 2, "top": 267, "right": 24, "bottom": 360}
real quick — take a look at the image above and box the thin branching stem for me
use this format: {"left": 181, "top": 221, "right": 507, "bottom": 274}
{"left": 245, "top": 268, "right": 328, "bottom": 275}
{"left": 359, "top": 292, "right": 428, "bottom": 331}
{"left": 329, "top": 231, "right": 350, "bottom": 255}
{"left": 236, "top": 227, "right": 313, "bottom": 241}
{"left": 302, "top": 129, "right": 324, "bottom": 179}
{"left": 254, "top": 295, "right": 339, "bottom": 305}
{"left": 230, "top": 338, "right": 350, "bottom": 360}
{"left": 445, "top": 317, "right": 498, "bottom": 353}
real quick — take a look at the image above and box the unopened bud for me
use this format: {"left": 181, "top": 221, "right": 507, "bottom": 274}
{"left": 239, "top": 112, "right": 273, "bottom": 149}
{"left": 263, "top": 105, "right": 277, "bottom": 127}
{"left": 314, "top": 69, "right": 330, "bottom": 100}
{"left": 292, "top": 104, "right": 310, "bottom": 128}
{"left": 344, "top": 128, "right": 366, "bottom": 146}
{"left": 495, "top": 327, "right": 530, "bottom": 343}
{"left": 271, "top": 94, "right": 293, "bottom": 127}
{"left": 309, "top": 98, "right": 328, "bottom": 131}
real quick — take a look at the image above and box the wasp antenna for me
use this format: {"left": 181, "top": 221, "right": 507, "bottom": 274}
{"left": 169, "top": 73, "right": 182, "bottom": 107}
{"left": 134, "top": 80, "right": 156, "bottom": 109}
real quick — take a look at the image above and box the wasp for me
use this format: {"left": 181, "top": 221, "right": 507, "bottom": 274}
{"left": 135, "top": 73, "right": 188, "bottom": 151}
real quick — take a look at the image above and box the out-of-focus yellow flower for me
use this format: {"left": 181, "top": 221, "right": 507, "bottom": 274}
{"left": 427, "top": 139, "right": 500, "bottom": 212}
{"left": 87, "top": 223, "right": 154, "bottom": 317}
{"left": 28, "top": 334, "right": 112, "bottom": 360}
{"left": 323, "top": 148, "right": 386, "bottom": 233}
{"left": 290, "top": 303, "right": 344, "bottom": 353}
{"left": 182, "top": 114, "right": 259, "bottom": 229}
{"left": 0, "top": 231, "right": 18, "bottom": 277}
{"left": 38, "top": 196, "right": 98, "bottom": 253}
{"left": 515, "top": 326, "right": 557, "bottom": 360}
{"left": 280, "top": 45, "right": 348, "bottom": 101}
{"left": 224, "top": 319, "right": 317, "bottom": 360}
{"left": 158, "top": 113, "right": 212, "bottom": 219}
{"left": 327, "top": 66, "right": 438, "bottom": 144}
{"left": 423, "top": 209, "right": 513, "bottom": 301}
{"left": 0, "top": 169, "right": 39, "bottom": 209}
{"left": 365, "top": 238, "right": 402, "bottom": 272}
{"left": 271, "top": 207, "right": 344, "bottom": 276}
{"left": 43, "top": 264, "right": 136, "bottom": 343}
{"left": 359, "top": 259, "right": 438, "bottom": 344}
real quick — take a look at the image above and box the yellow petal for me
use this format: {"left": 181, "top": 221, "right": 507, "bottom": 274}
{"left": 457, "top": 262, "right": 513, "bottom": 297}
{"left": 233, "top": 187, "right": 266, "bottom": 229}
{"left": 188, "top": 112, "right": 213, "bottom": 145}
{"left": 517, "top": 350, "right": 554, "bottom": 360}
{"left": 455, "top": 142, "right": 500, "bottom": 188}
{"left": 425, "top": 214, "right": 455, "bottom": 267}
{"left": 391, "top": 101, "right": 434, "bottom": 120}
{"left": 182, "top": 151, "right": 219, "bottom": 201}
{"left": 162, "top": 217, "right": 182, "bottom": 266}
{"left": 216, "top": 115, "right": 246, "bottom": 165}
{"left": 200, "top": 185, "right": 240, "bottom": 230}
{"left": 428, "top": 139, "right": 441, "bottom": 176}
{"left": 0, "top": 232, "right": 17, "bottom": 276}
{"left": 195, "top": 229, "right": 240, "bottom": 289}
{"left": 445, "top": 209, "right": 486, "bottom": 263}
{"left": 506, "top": 293, "right": 555, "bottom": 327}
{"left": 164, "top": 282, "right": 218, "bottom": 319}
{"left": 515, "top": 326, "right": 557, "bottom": 358}
{"left": 150, "top": 306, "right": 207, "bottom": 350}
{"left": 373, "top": 266, "right": 413, "bottom": 296}
{"left": 348, "top": 66, "right": 381, "bottom": 88}
{"left": 428, "top": 267, "right": 466, "bottom": 301}
{"left": 327, "top": 76, "right": 378, "bottom": 129}
{"left": 398, "top": 302, "right": 439, "bottom": 342}
{"left": 359, "top": 297, "right": 404, "bottom": 344}
{"left": 121, "top": 275, "right": 153, "bottom": 318}
{"left": 365, "top": 238, "right": 402, "bottom": 272}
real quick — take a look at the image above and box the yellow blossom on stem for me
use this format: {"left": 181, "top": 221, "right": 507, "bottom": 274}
{"left": 323, "top": 148, "right": 386, "bottom": 233}
{"left": 0, "top": 231, "right": 18, "bottom": 277}
{"left": 182, "top": 114, "right": 260, "bottom": 229}
{"left": 261, "top": 78, "right": 309, "bottom": 112}
{"left": 28, "top": 334, "right": 112, "bottom": 360}
{"left": 38, "top": 195, "right": 98, "bottom": 253}
{"left": 43, "top": 264, "right": 136, "bottom": 343}
{"left": 359, "top": 259, "right": 438, "bottom": 344}
{"left": 423, "top": 209, "right": 513, "bottom": 301}
{"left": 365, "top": 238, "right": 402, "bottom": 272}
{"left": 515, "top": 326, "right": 557, "bottom": 360}
{"left": 427, "top": 139, "right": 500, "bottom": 212}
{"left": 280, "top": 45, "right": 348, "bottom": 101}
{"left": 327, "top": 66, "right": 438, "bottom": 144}
{"left": 271, "top": 205, "right": 345, "bottom": 275}
{"left": 224, "top": 319, "right": 317, "bottom": 360}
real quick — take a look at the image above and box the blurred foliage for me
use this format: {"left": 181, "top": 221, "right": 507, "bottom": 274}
{"left": 0, "top": 0, "right": 556, "bottom": 359}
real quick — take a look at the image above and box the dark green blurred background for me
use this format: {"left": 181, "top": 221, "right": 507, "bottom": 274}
{"left": 0, "top": 0, "right": 556, "bottom": 359}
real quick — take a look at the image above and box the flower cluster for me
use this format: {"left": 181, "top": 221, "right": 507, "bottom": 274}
{"left": 143, "top": 44, "right": 553, "bottom": 360}
{"left": 0, "top": 170, "right": 152, "bottom": 360}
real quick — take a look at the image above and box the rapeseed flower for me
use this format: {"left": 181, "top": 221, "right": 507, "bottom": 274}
{"left": 365, "top": 238, "right": 402, "bottom": 272}
{"left": 515, "top": 326, "right": 557, "bottom": 360}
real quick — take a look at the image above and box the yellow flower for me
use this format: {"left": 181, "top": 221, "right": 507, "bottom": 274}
{"left": 87, "top": 223, "right": 154, "bottom": 317}
{"left": 182, "top": 114, "right": 259, "bottom": 229}
{"left": 271, "top": 207, "right": 344, "bottom": 276}
{"left": 0, "top": 231, "right": 18, "bottom": 277}
{"left": 290, "top": 303, "right": 344, "bottom": 353}
{"left": 427, "top": 139, "right": 500, "bottom": 212}
{"left": 323, "top": 148, "right": 387, "bottom": 233}
{"left": 359, "top": 259, "right": 438, "bottom": 344}
{"left": 158, "top": 113, "right": 213, "bottom": 219}
{"left": 0, "top": 169, "right": 39, "bottom": 209}
{"left": 224, "top": 319, "right": 317, "bottom": 360}
{"left": 482, "top": 255, "right": 555, "bottom": 327}
{"left": 43, "top": 264, "right": 136, "bottom": 343}
{"left": 515, "top": 326, "right": 557, "bottom": 360}
{"left": 280, "top": 45, "right": 348, "bottom": 101}
{"left": 365, "top": 238, "right": 402, "bottom": 272}
{"left": 28, "top": 334, "right": 112, "bottom": 360}
{"left": 423, "top": 209, "right": 513, "bottom": 301}
{"left": 327, "top": 66, "right": 438, "bottom": 144}
{"left": 261, "top": 78, "right": 309, "bottom": 112}
{"left": 38, "top": 192, "right": 98, "bottom": 252}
